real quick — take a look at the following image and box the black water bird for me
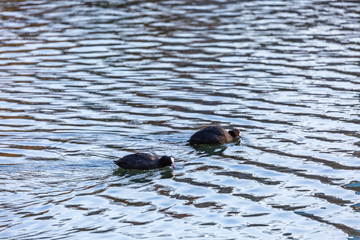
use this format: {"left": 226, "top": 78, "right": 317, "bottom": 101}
{"left": 189, "top": 126, "right": 241, "bottom": 144}
{"left": 114, "top": 153, "right": 175, "bottom": 170}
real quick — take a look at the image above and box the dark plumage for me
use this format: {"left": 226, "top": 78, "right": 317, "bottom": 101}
{"left": 189, "top": 126, "right": 241, "bottom": 144}
{"left": 114, "top": 153, "right": 175, "bottom": 170}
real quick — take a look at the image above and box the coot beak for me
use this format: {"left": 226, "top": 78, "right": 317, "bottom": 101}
{"left": 170, "top": 157, "right": 175, "bottom": 169}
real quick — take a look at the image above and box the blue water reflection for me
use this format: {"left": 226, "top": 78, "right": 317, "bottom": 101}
{"left": 1, "top": 0, "right": 360, "bottom": 239}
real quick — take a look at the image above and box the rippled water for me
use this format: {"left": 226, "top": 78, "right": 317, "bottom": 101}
{"left": 1, "top": 0, "right": 360, "bottom": 239}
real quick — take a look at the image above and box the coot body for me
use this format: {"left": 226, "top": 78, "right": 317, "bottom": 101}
{"left": 114, "top": 153, "right": 175, "bottom": 170}
{"left": 189, "top": 126, "right": 241, "bottom": 144}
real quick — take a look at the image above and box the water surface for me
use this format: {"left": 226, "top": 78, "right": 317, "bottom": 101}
{"left": 1, "top": 0, "right": 360, "bottom": 239}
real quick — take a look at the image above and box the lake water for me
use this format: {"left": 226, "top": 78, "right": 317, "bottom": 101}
{"left": 1, "top": 0, "right": 360, "bottom": 239}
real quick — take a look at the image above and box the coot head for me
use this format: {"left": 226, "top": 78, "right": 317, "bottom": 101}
{"left": 159, "top": 156, "right": 175, "bottom": 169}
{"left": 228, "top": 129, "right": 241, "bottom": 139}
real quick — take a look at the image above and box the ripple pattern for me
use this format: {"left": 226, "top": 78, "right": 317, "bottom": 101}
{"left": 0, "top": 0, "right": 360, "bottom": 239}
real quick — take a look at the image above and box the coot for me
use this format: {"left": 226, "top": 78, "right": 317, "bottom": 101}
{"left": 189, "top": 126, "right": 241, "bottom": 144}
{"left": 114, "top": 153, "right": 175, "bottom": 170}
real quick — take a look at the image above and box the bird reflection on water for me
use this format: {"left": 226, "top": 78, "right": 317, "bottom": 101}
{"left": 113, "top": 167, "right": 175, "bottom": 182}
